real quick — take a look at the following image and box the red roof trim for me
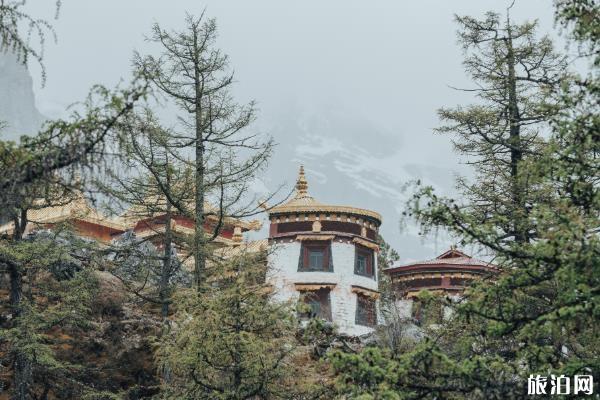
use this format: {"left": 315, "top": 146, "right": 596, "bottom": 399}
{"left": 436, "top": 248, "right": 469, "bottom": 259}
{"left": 384, "top": 248, "right": 498, "bottom": 275}
{"left": 384, "top": 263, "right": 498, "bottom": 275}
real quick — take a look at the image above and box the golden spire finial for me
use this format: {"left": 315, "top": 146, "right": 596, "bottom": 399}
{"left": 296, "top": 165, "right": 308, "bottom": 195}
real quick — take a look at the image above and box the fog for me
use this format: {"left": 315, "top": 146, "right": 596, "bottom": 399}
{"left": 23, "top": 0, "right": 557, "bottom": 260}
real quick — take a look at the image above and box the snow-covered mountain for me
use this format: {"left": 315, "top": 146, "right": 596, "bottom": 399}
{"left": 255, "top": 97, "right": 459, "bottom": 260}
{"left": 0, "top": 52, "right": 459, "bottom": 260}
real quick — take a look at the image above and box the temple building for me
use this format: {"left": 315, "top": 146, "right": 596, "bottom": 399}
{"left": 384, "top": 248, "right": 498, "bottom": 320}
{"left": 117, "top": 198, "right": 262, "bottom": 268}
{"left": 0, "top": 193, "right": 127, "bottom": 243}
{"left": 2, "top": 167, "right": 385, "bottom": 337}
{"left": 0, "top": 191, "right": 262, "bottom": 266}
{"left": 266, "top": 166, "right": 382, "bottom": 336}
{"left": 384, "top": 248, "right": 498, "bottom": 298}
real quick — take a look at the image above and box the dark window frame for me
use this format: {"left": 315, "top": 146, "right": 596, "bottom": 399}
{"left": 298, "top": 241, "right": 334, "bottom": 272}
{"left": 355, "top": 294, "right": 376, "bottom": 327}
{"left": 354, "top": 245, "right": 375, "bottom": 279}
{"left": 298, "top": 288, "right": 333, "bottom": 321}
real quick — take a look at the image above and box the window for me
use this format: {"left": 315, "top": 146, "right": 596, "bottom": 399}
{"left": 309, "top": 250, "right": 324, "bottom": 269}
{"left": 355, "top": 294, "right": 376, "bottom": 327}
{"left": 356, "top": 253, "right": 368, "bottom": 274}
{"left": 299, "top": 241, "right": 333, "bottom": 271}
{"left": 298, "top": 288, "right": 332, "bottom": 321}
{"left": 354, "top": 246, "right": 375, "bottom": 278}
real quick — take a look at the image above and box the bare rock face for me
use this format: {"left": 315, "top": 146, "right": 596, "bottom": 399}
{"left": 0, "top": 51, "right": 46, "bottom": 140}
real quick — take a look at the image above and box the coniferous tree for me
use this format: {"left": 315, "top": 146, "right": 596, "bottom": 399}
{"left": 156, "top": 249, "right": 299, "bottom": 400}
{"left": 0, "top": 84, "right": 145, "bottom": 399}
{"left": 102, "top": 109, "right": 193, "bottom": 318}
{"left": 330, "top": 4, "right": 599, "bottom": 398}
{"left": 436, "top": 7, "right": 567, "bottom": 245}
{"left": 0, "top": 0, "right": 61, "bottom": 84}
{"left": 133, "top": 13, "right": 276, "bottom": 288}
{"left": 0, "top": 8, "right": 146, "bottom": 396}
{"left": 0, "top": 229, "right": 100, "bottom": 399}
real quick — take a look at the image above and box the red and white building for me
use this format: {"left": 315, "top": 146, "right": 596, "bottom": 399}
{"left": 384, "top": 248, "right": 498, "bottom": 319}
{"left": 267, "top": 167, "right": 382, "bottom": 336}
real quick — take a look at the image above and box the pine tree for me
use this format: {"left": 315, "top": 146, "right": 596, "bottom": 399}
{"left": 0, "top": 9, "right": 146, "bottom": 394}
{"left": 133, "top": 13, "right": 275, "bottom": 288}
{"left": 102, "top": 109, "right": 193, "bottom": 318}
{"left": 0, "top": 0, "right": 61, "bottom": 84}
{"left": 0, "top": 227, "right": 102, "bottom": 399}
{"left": 156, "top": 249, "right": 299, "bottom": 400}
{"left": 436, "top": 7, "right": 567, "bottom": 245}
{"left": 330, "top": 3, "right": 599, "bottom": 398}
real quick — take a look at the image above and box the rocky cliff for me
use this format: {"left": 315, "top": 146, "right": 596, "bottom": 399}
{"left": 0, "top": 51, "right": 46, "bottom": 140}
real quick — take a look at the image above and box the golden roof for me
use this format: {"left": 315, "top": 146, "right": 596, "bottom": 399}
{"left": 118, "top": 195, "right": 261, "bottom": 232}
{"left": 213, "top": 239, "right": 269, "bottom": 259}
{"left": 268, "top": 166, "right": 382, "bottom": 224}
{"left": 0, "top": 193, "right": 127, "bottom": 235}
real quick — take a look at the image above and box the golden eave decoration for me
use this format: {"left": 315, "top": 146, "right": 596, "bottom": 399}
{"left": 351, "top": 285, "right": 380, "bottom": 299}
{"left": 118, "top": 196, "right": 262, "bottom": 232}
{"left": 0, "top": 193, "right": 128, "bottom": 235}
{"left": 295, "top": 283, "right": 337, "bottom": 291}
{"left": 295, "top": 234, "right": 335, "bottom": 241}
{"left": 353, "top": 237, "right": 380, "bottom": 252}
{"left": 268, "top": 166, "right": 382, "bottom": 224}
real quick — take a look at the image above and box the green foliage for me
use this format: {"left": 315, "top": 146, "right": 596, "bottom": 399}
{"left": 0, "top": 81, "right": 147, "bottom": 227}
{"left": 0, "top": 0, "right": 61, "bottom": 84}
{"left": 156, "top": 250, "right": 300, "bottom": 399}
{"left": 436, "top": 10, "right": 567, "bottom": 245}
{"left": 331, "top": 4, "right": 599, "bottom": 399}
{"left": 0, "top": 232, "right": 100, "bottom": 398}
{"left": 554, "top": 0, "right": 600, "bottom": 65}
{"left": 376, "top": 235, "right": 400, "bottom": 307}
{"left": 133, "top": 13, "right": 276, "bottom": 287}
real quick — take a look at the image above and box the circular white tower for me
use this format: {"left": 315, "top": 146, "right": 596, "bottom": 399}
{"left": 267, "top": 166, "right": 382, "bottom": 336}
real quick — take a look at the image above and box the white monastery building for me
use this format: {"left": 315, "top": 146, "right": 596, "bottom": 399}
{"left": 266, "top": 166, "right": 382, "bottom": 336}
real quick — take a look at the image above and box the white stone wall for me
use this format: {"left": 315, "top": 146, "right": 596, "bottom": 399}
{"left": 392, "top": 299, "right": 414, "bottom": 320}
{"left": 267, "top": 238, "right": 379, "bottom": 336}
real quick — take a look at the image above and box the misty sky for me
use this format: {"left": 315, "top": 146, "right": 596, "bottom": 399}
{"left": 23, "top": 0, "right": 559, "bottom": 261}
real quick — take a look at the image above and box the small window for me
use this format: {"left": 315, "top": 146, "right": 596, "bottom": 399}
{"left": 356, "top": 253, "right": 368, "bottom": 274}
{"left": 298, "top": 288, "right": 332, "bottom": 321}
{"left": 355, "top": 294, "right": 376, "bottom": 327}
{"left": 309, "top": 250, "right": 324, "bottom": 270}
{"left": 354, "top": 246, "right": 375, "bottom": 278}
{"left": 299, "top": 241, "right": 333, "bottom": 272}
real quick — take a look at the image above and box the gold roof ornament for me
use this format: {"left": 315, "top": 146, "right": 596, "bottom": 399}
{"left": 268, "top": 166, "right": 382, "bottom": 225}
{"left": 296, "top": 165, "right": 308, "bottom": 195}
{"left": 277, "top": 165, "right": 322, "bottom": 207}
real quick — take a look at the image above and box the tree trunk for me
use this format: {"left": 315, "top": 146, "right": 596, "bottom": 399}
{"left": 9, "top": 264, "right": 32, "bottom": 400}
{"left": 9, "top": 210, "right": 32, "bottom": 400}
{"left": 12, "top": 351, "right": 32, "bottom": 400}
{"left": 193, "top": 53, "right": 206, "bottom": 289}
{"left": 9, "top": 264, "right": 22, "bottom": 312}
{"left": 505, "top": 25, "right": 527, "bottom": 244}
{"left": 160, "top": 201, "right": 173, "bottom": 318}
